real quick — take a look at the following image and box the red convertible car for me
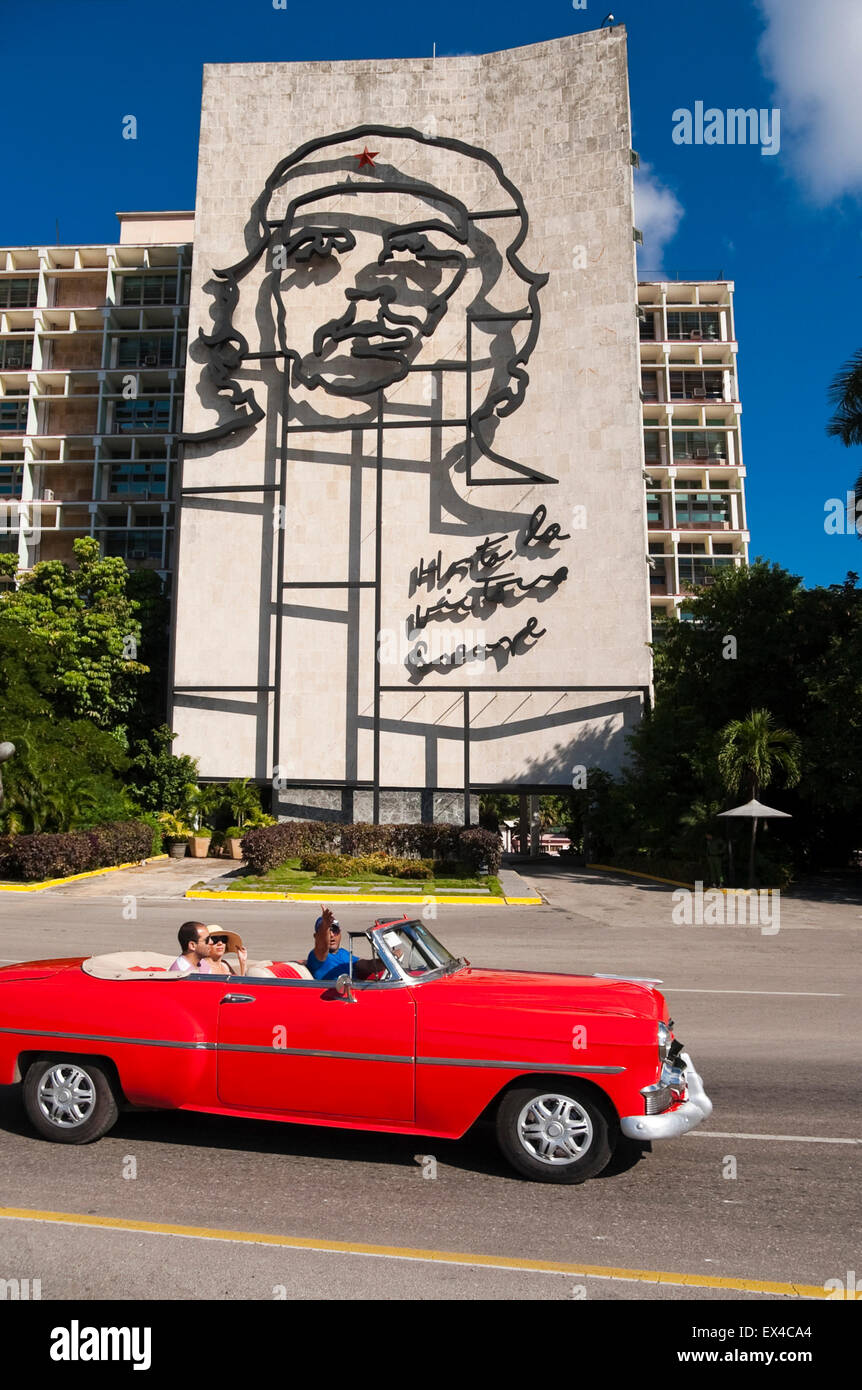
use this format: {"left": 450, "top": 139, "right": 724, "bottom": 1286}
{"left": 0, "top": 918, "right": 712, "bottom": 1183}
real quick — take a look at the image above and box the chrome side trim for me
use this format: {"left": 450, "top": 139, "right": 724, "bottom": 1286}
{"left": 0, "top": 1026, "right": 215, "bottom": 1051}
{"left": 218, "top": 1044, "right": 412, "bottom": 1064}
{"left": 416, "top": 1057, "right": 625, "bottom": 1074}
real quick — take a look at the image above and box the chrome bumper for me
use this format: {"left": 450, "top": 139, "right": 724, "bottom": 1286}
{"left": 620, "top": 1050, "right": 713, "bottom": 1141}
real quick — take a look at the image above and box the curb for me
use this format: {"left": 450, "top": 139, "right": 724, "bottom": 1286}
{"left": 0, "top": 854, "right": 169, "bottom": 894}
{"left": 587, "top": 863, "right": 695, "bottom": 890}
{"left": 186, "top": 888, "right": 542, "bottom": 907}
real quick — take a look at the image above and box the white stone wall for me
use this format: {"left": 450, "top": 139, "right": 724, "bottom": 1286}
{"left": 173, "top": 30, "right": 651, "bottom": 803}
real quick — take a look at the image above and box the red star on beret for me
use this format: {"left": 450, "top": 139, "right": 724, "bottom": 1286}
{"left": 354, "top": 146, "right": 379, "bottom": 168}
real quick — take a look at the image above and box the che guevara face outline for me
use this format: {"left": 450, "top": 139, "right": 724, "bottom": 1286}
{"left": 270, "top": 189, "right": 470, "bottom": 399}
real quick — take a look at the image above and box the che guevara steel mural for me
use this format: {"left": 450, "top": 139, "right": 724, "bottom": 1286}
{"left": 181, "top": 125, "right": 570, "bottom": 685}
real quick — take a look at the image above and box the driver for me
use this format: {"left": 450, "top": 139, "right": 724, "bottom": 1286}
{"left": 305, "top": 907, "right": 389, "bottom": 982}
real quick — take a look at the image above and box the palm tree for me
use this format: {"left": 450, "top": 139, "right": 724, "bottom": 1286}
{"left": 827, "top": 349, "right": 862, "bottom": 526}
{"left": 717, "top": 709, "right": 801, "bottom": 887}
{"left": 226, "top": 778, "right": 261, "bottom": 828}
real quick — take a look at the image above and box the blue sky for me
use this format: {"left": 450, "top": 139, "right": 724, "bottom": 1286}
{"left": 5, "top": 0, "right": 862, "bottom": 588}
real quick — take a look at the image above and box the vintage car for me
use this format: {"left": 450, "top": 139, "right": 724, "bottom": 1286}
{"left": 0, "top": 918, "right": 712, "bottom": 1183}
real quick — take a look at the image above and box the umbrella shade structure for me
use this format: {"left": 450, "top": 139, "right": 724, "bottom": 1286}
{"left": 717, "top": 798, "right": 792, "bottom": 820}
{"left": 717, "top": 798, "right": 791, "bottom": 887}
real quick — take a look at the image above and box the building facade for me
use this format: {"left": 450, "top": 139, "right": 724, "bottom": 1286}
{"left": 638, "top": 279, "right": 749, "bottom": 625}
{"left": 0, "top": 212, "right": 192, "bottom": 579}
{"left": 170, "top": 30, "right": 654, "bottom": 822}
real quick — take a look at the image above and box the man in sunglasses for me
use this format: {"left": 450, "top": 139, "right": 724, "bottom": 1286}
{"left": 169, "top": 921, "right": 214, "bottom": 973}
{"left": 306, "top": 906, "right": 385, "bottom": 982}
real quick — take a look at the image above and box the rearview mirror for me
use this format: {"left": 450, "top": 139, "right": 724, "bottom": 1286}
{"left": 335, "top": 974, "right": 356, "bottom": 1003}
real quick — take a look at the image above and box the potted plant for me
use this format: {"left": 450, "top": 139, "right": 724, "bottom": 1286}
{"left": 187, "top": 826, "right": 214, "bottom": 858}
{"left": 158, "top": 813, "right": 192, "bottom": 858}
{"left": 224, "top": 826, "right": 245, "bottom": 860}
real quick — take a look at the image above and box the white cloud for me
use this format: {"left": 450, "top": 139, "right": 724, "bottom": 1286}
{"left": 757, "top": 0, "right": 862, "bottom": 202}
{"left": 634, "top": 164, "right": 684, "bottom": 278}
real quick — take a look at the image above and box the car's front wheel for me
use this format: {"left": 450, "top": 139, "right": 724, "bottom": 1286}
{"left": 22, "top": 1058, "right": 119, "bottom": 1145}
{"left": 496, "top": 1082, "right": 615, "bottom": 1183}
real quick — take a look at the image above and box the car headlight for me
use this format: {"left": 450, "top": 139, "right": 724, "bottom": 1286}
{"left": 657, "top": 1021, "right": 672, "bottom": 1060}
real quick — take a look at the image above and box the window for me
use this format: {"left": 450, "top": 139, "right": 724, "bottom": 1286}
{"left": 0, "top": 338, "right": 33, "bottom": 370}
{"left": 668, "top": 369, "right": 724, "bottom": 401}
{"left": 666, "top": 310, "right": 720, "bottom": 341}
{"left": 105, "top": 527, "right": 164, "bottom": 562}
{"left": 0, "top": 402, "right": 28, "bottom": 433}
{"left": 113, "top": 399, "right": 171, "bottom": 433}
{"left": 119, "top": 274, "right": 178, "bottom": 307}
{"left": 646, "top": 492, "right": 664, "bottom": 525}
{"left": 639, "top": 311, "right": 657, "bottom": 341}
{"left": 0, "top": 464, "right": 23, "bottom": 496}
{"left": 644, "top": 429, "right": 664, "bottom": 464}
{"left": 116, "top": 335, "right": 174, "bottom": 369}
{"left": 0, "top": 279, "right": 38, "bottom": 309}
{"left": 672, "top": 430, "right": 728, "bottom": 461}
{"left": 674, "top": 492, "right": 731, "bottom": 526}
{"left": 640, "top": 369, "right": 660, "bottom": 401}
{"left": 109, "top": 460, "right": 167, "bottom": 496}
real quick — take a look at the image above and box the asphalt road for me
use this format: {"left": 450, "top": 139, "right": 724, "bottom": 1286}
{"left": 0, "top": 865, "right": 859, "bottom": 1302}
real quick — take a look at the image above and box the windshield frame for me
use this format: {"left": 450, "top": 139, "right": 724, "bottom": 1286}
{"left": 364, "top": 919, "right": 463, "bottom": 984}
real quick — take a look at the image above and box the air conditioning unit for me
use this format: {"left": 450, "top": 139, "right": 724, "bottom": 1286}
{"left": 689, "top": 330, "right": 703, "bottom": 341}
{"left": 143, "top": 354, "right": 158, "bottom": 366}
{"left": 43, "top": 488, "right": 54, "bottom": 501}
{"left": 130, "top": 549, "right": 147, "bottom": 560}
{"left": 692, "top": 387, "right": 707, "bottom": 398}
{"left": 695, "top": 447, "right": 709, "bottom": 459}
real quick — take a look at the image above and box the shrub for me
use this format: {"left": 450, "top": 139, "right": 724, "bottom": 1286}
{"left": 8, "top": 820, "right": 153, "bottom": 881}
{"left": 458, "top": 827, "right": 502, "bottom": 875}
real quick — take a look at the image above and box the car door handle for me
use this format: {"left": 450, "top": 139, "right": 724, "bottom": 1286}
{"left": 222, "top": 994, "right": 256, "bottom": 1004}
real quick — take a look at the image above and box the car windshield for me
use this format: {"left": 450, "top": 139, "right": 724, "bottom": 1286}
{"left": 372, "top": 920, "right": 460, "bottom": 978}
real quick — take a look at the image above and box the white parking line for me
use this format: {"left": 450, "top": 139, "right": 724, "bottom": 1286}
{"left": 688, "top": 1130, "right": 862, "bottom": 1145}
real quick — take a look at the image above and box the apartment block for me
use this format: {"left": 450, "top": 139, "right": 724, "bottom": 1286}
{"left": 638, "top": 280, "right": 750, "bottom": 630}
{"left": 0, "top": 211, "right": 192, "bottom": 579}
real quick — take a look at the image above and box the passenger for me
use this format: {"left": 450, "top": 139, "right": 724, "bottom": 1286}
{"left": 169, "top": 922, "right": 214, "bottom": 973}
{"left": 208, "top": 929, "right": 248, "bottom": 976}
{"left": 305, "top": 907, "right": 386, "bottom": 982}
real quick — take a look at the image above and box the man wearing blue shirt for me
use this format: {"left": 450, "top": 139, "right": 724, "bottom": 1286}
{"left": 306, "top": 907, "right": 385, "bottom": 981}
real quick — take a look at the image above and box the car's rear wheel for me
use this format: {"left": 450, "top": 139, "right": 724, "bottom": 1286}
{"left": 22, "top": 1058, "right": 119, "bottom": 1144}
{"left": 495, "top": 1082, "right": 615, "bottom": 1183}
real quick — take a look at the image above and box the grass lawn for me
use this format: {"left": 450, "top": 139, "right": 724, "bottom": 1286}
{"left": 222, "top": 857, "right": 503, "bottom": 897}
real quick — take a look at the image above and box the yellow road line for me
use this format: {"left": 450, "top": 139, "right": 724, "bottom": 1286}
{"left": 0, "top": 1207, "right": 828, "bottom": 1297}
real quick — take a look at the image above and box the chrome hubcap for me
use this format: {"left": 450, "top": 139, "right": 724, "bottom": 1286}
{"left": 517, "top": 1093, "right": 593, "bottom": 1165}
{"left": 37, "top": 1064, "right": 96, "bottom": 1128}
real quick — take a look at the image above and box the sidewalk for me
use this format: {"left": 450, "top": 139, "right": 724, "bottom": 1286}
{"left": 186, "top": 861, "right": 542, "bottom": 906}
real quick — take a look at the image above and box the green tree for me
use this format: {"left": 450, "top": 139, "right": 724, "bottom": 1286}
{"left": 126, "top": 726, "right": 199, "bottom": 815}
{"left": 0, "top": 538, "right": 147, "bottom": 740}
{"left": 717, "top": 709, "right": 801, "bottom": 886}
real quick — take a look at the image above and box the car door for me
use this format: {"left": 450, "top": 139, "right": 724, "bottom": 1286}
{"left": 216, "top": 979, "right": 416, "bottom": 1123}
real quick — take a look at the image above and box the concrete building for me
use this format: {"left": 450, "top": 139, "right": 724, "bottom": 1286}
{"left": 0, "top": 212, "right": 192, "bottom": 579}
{"left": 638, "top": 279, "right": 749, "bottom": 626}
{"left": 170, "top": 29, "right": 655, "bottom": 823}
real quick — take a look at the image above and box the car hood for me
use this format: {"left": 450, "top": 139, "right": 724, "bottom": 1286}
{"left": 427, "top": 966, "right": 667, "bottom": 1021}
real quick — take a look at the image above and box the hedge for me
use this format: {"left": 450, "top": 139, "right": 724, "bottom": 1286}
{"left": 241, "top": 820, "right": 501, "bottom": 877}
{"left": 4, "top": 821, "right": 155, "bottom": 882}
